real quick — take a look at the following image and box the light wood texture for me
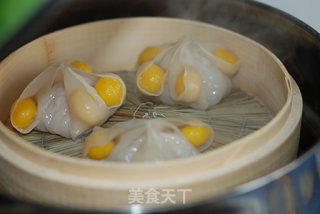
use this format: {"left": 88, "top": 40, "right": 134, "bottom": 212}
{"left": 0, "top": 18, "right": 302, "bottom": 210}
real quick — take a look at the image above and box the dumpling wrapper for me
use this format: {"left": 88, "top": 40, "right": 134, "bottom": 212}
{"left": 11, "top": 63, "right": 126, "bottom": 139}
{"left": 136, "top": 36, "right": 236, "bottom": 110}
{"left": 84, "top": 118, "right": 214, "bottom": 162}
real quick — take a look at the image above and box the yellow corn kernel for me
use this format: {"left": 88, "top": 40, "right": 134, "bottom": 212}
{"left": 94, "top": 77, "right": 124, "bottom": 106}
{"left": 181, "top": 124, "right": 212, "bottom": 147}
{"left": 213, "top": 48, "right": 239, "bottom": 64}
{"left": 139, "top": 63, "right": 164, "bottom": 93}
{"left": 71, "top": 60, "right": 95, "bottom": 73}
{"left": 11, "top": 97, "right": 37, "bottom": 128}
{"left": 87, "top": 140, "right": 115, "bottom": 160}
{"left": 175, "top": 70, "right": 186, "bottom": 95}
{"left": 138, "top": 47, "right": 162, "bottom": 65}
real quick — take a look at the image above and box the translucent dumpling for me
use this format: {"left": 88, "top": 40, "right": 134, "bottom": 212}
{"left": 83, "top": 118, "right": 214, "bottom": 162}
{"left": 136, "top": 36, "right": 240, "bottom": 110}
{"left": 10, "top": 61, "right": 126, "bottom": 139}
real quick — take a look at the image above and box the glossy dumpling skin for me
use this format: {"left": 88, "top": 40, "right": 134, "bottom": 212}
{"left": 136, "top": 36, "right": 241, "bottom": 110}
{"left": 10, "top": 62, "right": 126, "bottom": 139}
{"left": 84, "top": 118, "right": 214, "bottom": 162}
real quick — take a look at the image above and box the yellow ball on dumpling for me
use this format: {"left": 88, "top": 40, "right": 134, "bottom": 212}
{"left": 11, "top": 97, "right": 37, "bottom": 128}
{"left": 138, "top": 47, "right": 162, "bottom": 65}
{"left": 181, "top": 124, "right": 212, "bottom": 147}
{"left": 71, "top": 60, "right": 95, "bottom": 73}
{"left": 69, "top": 88, "right": 103, "bottom": 126}
{"left": 94, "top": 77, "right": 124, "bottom": 106}
{"left": 175, "top": 67, "right": 203, "bottom": 103}
{"left": 139, "top": 63, "right": 165, "bottom": 94}
{"left": 175, "top": 70, "right": 186, "bottom": 96}
{"left": 87, "top": 140, "right": 115, "bottom": 160}
{"left": 213, "top": 48, "right": 239, "bottom": 64}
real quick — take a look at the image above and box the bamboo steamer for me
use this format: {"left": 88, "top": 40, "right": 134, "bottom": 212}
{"left": 0, "top": 18, "right": 302, "bottom": 210}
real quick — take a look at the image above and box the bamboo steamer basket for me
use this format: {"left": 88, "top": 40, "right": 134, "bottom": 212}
{"left": 0, "top": 18, "right": 302, "bottom": 210}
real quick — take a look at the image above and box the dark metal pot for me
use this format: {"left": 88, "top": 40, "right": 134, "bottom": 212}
{"left": 0, "top": 0, "right": 319, "bottom": 213}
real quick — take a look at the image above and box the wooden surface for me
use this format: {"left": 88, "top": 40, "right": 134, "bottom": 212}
{"left": 0, "top": 18, "right": 302, "bottom": 210}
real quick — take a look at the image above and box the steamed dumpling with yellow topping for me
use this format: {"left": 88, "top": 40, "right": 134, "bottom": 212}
{"left": 10, "top": 60, "right": 126, "bottom": 139}
{"left": 83, "top": 118, "right": 214, "bottom": 162}
{"left": 136, "top": 36, "right": 240, "bottom": 110}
